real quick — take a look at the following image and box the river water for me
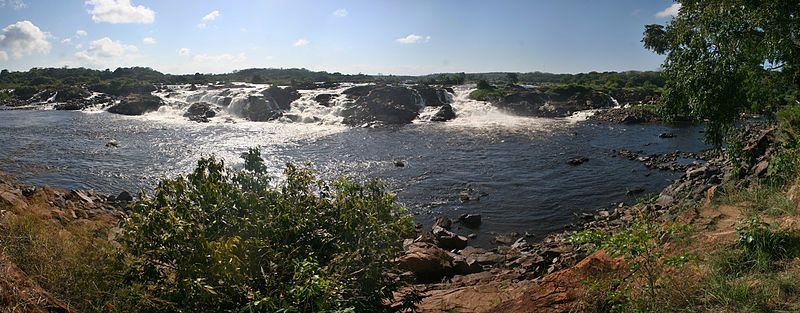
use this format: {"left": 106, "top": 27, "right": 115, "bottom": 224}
{"left": 0, "top": 85, "right": 707, "bottom": 245}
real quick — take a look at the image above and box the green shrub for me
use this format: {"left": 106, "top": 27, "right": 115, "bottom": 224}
{"left": 121, "top": 149, "right": 415, "bottom": 312}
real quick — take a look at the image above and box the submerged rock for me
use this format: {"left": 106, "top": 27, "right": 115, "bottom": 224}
{"left": 567, "top": 157, "right": 589, "bottom": 165}
{"left": 458, "top": 214, "right": 482, "bottom": 228}
{"left": 107, "top": 93, "right": 164, "bottom": 115}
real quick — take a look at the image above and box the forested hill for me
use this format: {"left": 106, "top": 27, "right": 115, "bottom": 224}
{"left": 0, "top": 66, "right": 664, "bottom": 97}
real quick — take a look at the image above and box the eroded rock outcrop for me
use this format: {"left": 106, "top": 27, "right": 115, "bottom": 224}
{"left": 340, "top": 85, "right": 424, "bottom": 126}
{"left": 107, "top": 93, "right": 165, "bottom": 115}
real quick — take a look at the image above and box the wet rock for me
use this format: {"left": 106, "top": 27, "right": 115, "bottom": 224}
{"left": 487, "top": 85, "right": 614, "bottom": 118}
{"left": 567, "top": 157, "right": 589, "bottom": 166}
{"left": 412, "top": 85, "right": 451, "bottom": 107}
{"left": 659, "top": 132, "right": 676, "bottom": 139}
{"left": 494, "top": 233, "right": 519, "bottom": 245}
{"left": 394, "top": 160, "right": 406, "bottom": 167}
{"left": 432, "top": 226, "right": 468, "bottom": 250}
{"left": 314, "top": 93, "right": 336, "bottom": 106}
{"left": 433, "top": 216, "right": 453, "bottom": 230}
{"left": 107, "top": 93, "right": 164, "bottom": 115}
{"left": 116, "top": 191, "right": 133, "bottom": 202}
{"left": 458, "top": 214, "right": 482, "bottom": 228}
{"left": 625, "top": 187, "right": 645, "bottom": 196}
{"left": 430, "top": 104, "right": 456, "bottom": 122}
{"left": 459, "top": 191, "right": 470, "bottom": 202}
{"left": 105, "top": 140, "right": 119, "bottom": 148}
{"left": 341, "top": 85, "right": 423, "bottom": 126}
{"left": 590, "top": 107, "right": 660, "bottom": 124}
{"left": 184, "top": 102, "right": 217, "bottom": 123}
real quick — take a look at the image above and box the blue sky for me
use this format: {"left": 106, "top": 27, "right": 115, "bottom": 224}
{"left": 0, "top": 0, "right": 681, "bottom": 75}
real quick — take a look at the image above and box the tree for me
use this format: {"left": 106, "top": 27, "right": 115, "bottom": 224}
{"left": 643, "top": 0, "right": 800, "bottom": 145}
{"left": 506, "top": 72, "right": 519, "bottom": 85}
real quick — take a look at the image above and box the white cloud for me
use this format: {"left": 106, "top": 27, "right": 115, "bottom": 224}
{"left": 293, "top": 38, "right": 309, "bottom": 47}
{"left": 0, "top": 20, "right": 51, "bottom": 59}
{"left": 395, "top": 34, "right": 431, "bottom": 44}
{"left": 333, "top": 8, "right": 348, "bottom": 17}
{"left": 0, "top": 0, "right": 27, "bottom": 10}
{"left": 193, "top": 53, "right": 246, "bottom": 63}
{"left": 178, "top": 48, "right": 191, "bottom": 56}
{"left": 75, "top": 37, "right": 138, "bottom": 65}
{"left": 198, "top": 10, "right": 220, "bottom": 28}
{"left": 85, "top": 0, "right": 155, "bottom": 24}
{"left": 61, "top": 38, "right": 72, "bottom": 44}
{"left": 0, "top": 51, "right": 7, "bottom": 61}
{"left": 656, "top": 3, "right": 681, "bottom": 18}
{"left": 76, "top": 30, "right": 87, "bottom": 37}
{"left": 142, "top": 36, "right": 156, "bottom": 44}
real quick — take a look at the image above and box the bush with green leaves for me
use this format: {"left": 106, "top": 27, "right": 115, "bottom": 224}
{"left": 121, "top": 148, "right": 415, "bottom": 312}
{"left": 570, "top": 214, "right": 693, "bottom": 312}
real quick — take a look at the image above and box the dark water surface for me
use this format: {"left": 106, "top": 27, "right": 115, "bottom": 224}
{"left": 0, "top": 109, "right": 707, "bottom": 246}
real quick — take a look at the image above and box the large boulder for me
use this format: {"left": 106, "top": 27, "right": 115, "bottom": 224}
{"left": 107, "top": 93, "right": 164, "bottom": 115}
{"left": 397, "top": 242, "right": 454, "bottom": 282}
{"left": 184, "top": 102, "right": 217, "bottom": 122}
{"left": 489, "top": 86, "right": 614, "bottom": 118}
{"left": 340, "top": 85, "right": 423, "bottom": 126}
{"left": 413, "top": 85, "right": 451, "bottom": 107}
{"left": 430, "top": 104, "right": 456, "bottom": 122}
{"left": 234, "top": 86, "right": 301, "bottom": 121}
{"left": 432, "top": 226, "right": 468, "bottom": 250}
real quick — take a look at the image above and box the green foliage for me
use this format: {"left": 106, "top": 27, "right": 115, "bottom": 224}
{"left": 0, "top": 214, "right": 144, "bottom": 312}
{"left": 704, "top": 217, "right": 800, "bottom": 312}
{"left": 717, "top": 184, "right": 797, "bottom": 217}
{"left": 121, "top": 149, "right": 415, "bottom": 312}
{"left": 643, "top": 0, "right": 800, "bottom": 146}
{"left": 571, "top": 216, "right": 695, "bottom": 312}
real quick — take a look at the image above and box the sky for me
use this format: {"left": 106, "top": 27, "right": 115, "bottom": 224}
{"left": 0, "top": 0, "right": 682, "bottom": 75}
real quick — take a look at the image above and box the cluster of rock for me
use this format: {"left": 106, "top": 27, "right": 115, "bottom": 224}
{"left": 397, "top": 214, "right": 575, "bottom": 285}
{"left": 0, "top": 86, "right": 113, "bottom": 111}
{"left": 590, "top": 107, "right": 661, "bottom": 124}
{"left": 0, "top": 177, "right": 131, "bottom": 225}
{"left": 478, "top": 85, "right": 616, "bottom": 118}
{"left": 614, "top": 148, "right": 714, "bottom": 172}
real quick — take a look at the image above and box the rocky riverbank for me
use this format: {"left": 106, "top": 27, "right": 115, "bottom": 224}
{"left": 397, "top": 121, "right": 778, "bottom": 312}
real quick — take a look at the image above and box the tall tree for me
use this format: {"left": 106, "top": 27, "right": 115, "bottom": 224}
{"left": 643, "top": 0, "right": 800, "bottom": 145}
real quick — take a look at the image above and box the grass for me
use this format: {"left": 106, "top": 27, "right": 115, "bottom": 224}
{"left": 716, "top": 182, "right": 798, "bottom": 217}
{"left": 0, "top": 212, "right": 144, "bottom": 312}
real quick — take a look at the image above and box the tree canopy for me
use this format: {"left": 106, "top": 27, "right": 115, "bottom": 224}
{"left": 643, "top": 0, "right": 800, "bottom": 145}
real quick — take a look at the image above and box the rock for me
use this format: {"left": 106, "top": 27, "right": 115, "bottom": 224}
{"left": 433, "top": 226, "right": 468, "bottom": 250}
{"left": 394, "top": 160, "right": 406, "bottom": 167}
{"left": 412, "top": 85, "right": 451, "bottom": 107}
{"left": 458, "top": 191, "right": 471, "bottom": 202}
{"left": 433, "top": 216, "right": 453, "bottom": 230}
{"left": 473, "top": 252, "right": 506, "bottom": 265}
{"left": 567, "top": 157, "right": 589, "bottom": 165}
{"left": 230, "top": 86, "right": 300, "bottom": 121}
{"left": 107, "top": 93, "right": 164, "bottom": 115}
{"left": 397, "top": 242, "right": 454, "bottom": 282}
{"left": 458, "top": 214, "right": 482, "bottom": 228}
{"left": 625, "top": 187, "right": 645, "bottom": 196}
{"left": 341, "top": 85, "right": 423, "bottom": 126}
{"left": 659, "top": 132, "right": 676, "bottom": 139}
{"left": 105, "top": 140, "right": 119, "bottom": 148}
{"left": 452, "top": 255, "right": 484, "bottom": 275}
{"left": 184, "top": 102, "right": 217, "bottom": 122}
{"left": 430, "top": 104, "right": 456, "bottom": 122}
{"left": 314, "top": 94, "right": 336, "bottom": 106}
{"left": 487, "top": 85, "right": 614, "bottom": 118}
{"left": 589, "top": 107, "right": 660, "bottom": 124}
{"left": 494, "top": 233, "right": 519, "bottom": 245}
{"left": 116, "top": 191, "right": 133, "bottom": 202}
